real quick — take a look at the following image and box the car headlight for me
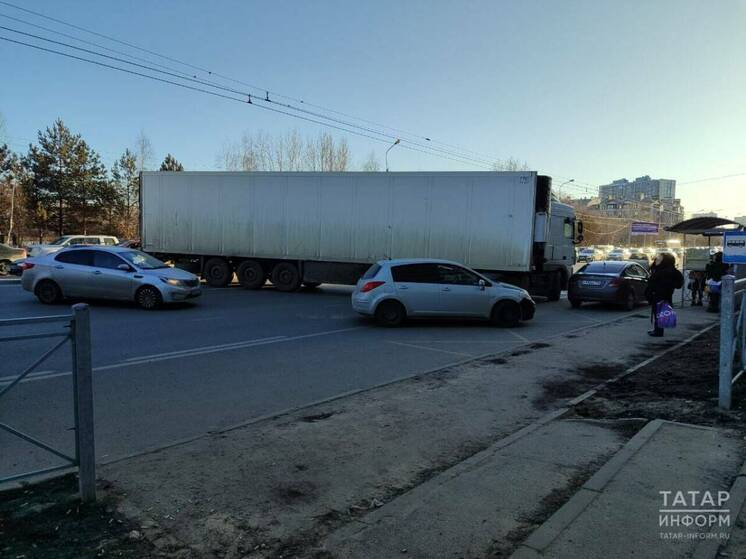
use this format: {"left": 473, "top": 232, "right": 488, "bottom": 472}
{"left": 160, "top": 276, "right": 185, "bottom": 287}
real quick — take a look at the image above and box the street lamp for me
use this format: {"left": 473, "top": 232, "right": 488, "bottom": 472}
{"left": 558, "top": 179, "right": 574, "bottom": 199}
{"left": 385, "top": 138, "right": 400, "bottom": 172}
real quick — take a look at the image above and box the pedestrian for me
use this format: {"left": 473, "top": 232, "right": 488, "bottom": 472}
{"left": 645, "top": 252, "right": 684, "bottom": 337}
{"left": 688, "top": 270, "right": 705, "bottom": 306}
{"left": 705, "top": 252, "right": 730, "bottom": 312}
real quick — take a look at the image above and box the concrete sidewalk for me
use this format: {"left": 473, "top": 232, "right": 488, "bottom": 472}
{"left": 99, "top": 306, "right": 726, "bottom": 558}
{"left": 511, "top": 420, "right": 744, "bottom": 559}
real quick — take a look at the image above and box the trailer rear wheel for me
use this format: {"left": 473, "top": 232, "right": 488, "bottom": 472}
{"left": 271, "top": 262, "right": 302, "bottom": 292}
{"left": 237, "top": 260, "right": 265, "bottom": 290}
{"left": 204, "top": 258, "right": 232, "bottom": 287}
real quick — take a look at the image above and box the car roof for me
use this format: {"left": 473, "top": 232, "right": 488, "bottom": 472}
{"left": 58, "top": 245, "right": 133, "bottom": 254}
{"left": 377, "top": 258, "right": 468, "bottom": 267}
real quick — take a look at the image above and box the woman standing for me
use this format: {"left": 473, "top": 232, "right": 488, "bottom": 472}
{"left": 645, "top": 253, "right": 684, "bottom": 337}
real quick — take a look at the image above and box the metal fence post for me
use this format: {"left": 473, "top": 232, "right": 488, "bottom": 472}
{"left": 72, "top": 303, "right": 96, "bottom": 502}
{"left": 719, "top": 275, "right": 735, "bottom": 409}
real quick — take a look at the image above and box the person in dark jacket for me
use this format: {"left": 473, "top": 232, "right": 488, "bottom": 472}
{"left": 645, "top": 252, "right": 684, "bottom": 337}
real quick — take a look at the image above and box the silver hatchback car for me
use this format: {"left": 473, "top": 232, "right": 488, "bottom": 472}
{"left": 351, "top": 259, "right": 535, "bottom": 327}
{"left": 21, "top": 246, "right": 201, "bottom": 309}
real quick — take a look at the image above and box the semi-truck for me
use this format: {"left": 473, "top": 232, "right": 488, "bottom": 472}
{"left": 140, "top": 171, "right": 583, "bottom": 300}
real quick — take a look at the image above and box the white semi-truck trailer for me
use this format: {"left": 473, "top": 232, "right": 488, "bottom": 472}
{"left": 140, "top": 171, "right": 582, "bottom": 299}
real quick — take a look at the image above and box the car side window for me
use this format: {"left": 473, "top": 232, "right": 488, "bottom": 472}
{"left": 66, "top": 237, "right": 83, "bottom": 246}
{"left": 391, "top": 264, "right": 439, "bottom": 283}
{"left": 92, "top": 251, "right": 127, "bottom": 270}
{"left": 103, "top": 238, "right": 117, "bottom": 246}
{"left": 55, "top": 250, "right": 93, "bottom": 266}
{"left": 83, "top": 237, "right": 101, "bottom": 245}
{"left": 436, "top": 264, "right": 480, "bottom": 285}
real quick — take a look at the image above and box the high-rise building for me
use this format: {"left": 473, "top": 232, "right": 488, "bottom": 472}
{"left": 596, "top": 175, "right": 683, "bottom": 228}
{"left": 599, "top": 175, "right": 676, "bottom": 201}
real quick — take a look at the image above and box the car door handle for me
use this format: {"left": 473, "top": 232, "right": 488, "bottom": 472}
{"left": 92, "top": 270, "right": 102, "bottom": 275}
{"left": 54, "top": 265, "right": 64, "bottom": 269}
{"left": 398, "top": 285, "right": 408, "bottom": 290}
{"left": 442, "top": 287, "right": 451, "bottom": 292}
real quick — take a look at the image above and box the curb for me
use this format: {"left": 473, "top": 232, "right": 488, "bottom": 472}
{"left": 0, "top": 278, "right": 21, "bottom": 285}
{"left": 514, "top": 420, "right": 665, "bottom": 556}
{"left": 693, "top": 452, "right": 746, "bottom": 559}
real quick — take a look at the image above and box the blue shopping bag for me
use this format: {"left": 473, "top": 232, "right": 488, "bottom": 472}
{"left": 656, "top": 301, "right": 677, "bottom": 329}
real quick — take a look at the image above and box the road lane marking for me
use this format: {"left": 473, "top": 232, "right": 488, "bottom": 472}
{"left": 0, "top": 326, "right": 368, "bottom": 385}
{"left": 506, "top": 329, "right": 531, "bottom": 343}
{"left": 122, "top": 336, "right": 286, "bottom": 361}
{"left": 387, "top": 340, "right": 475, "bottom": 357}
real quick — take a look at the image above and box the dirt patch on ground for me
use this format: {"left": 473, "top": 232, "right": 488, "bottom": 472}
{"left": 574, "top": 328, "right": 746, "bottom": 427}
{"left": 534, "top": 362, "right": 634, "bottom": 410}
{"left": 0, "top": 475, "right": 158, "bottom": 559}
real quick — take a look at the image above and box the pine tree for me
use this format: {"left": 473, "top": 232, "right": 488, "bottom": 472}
{"left": 23, "top": 119, "right": 109, "bottom": 235}
{"left": 159, "top": 154, "right": 184, "bottom": 171}
{"left": 111, "top": 149, "right": 139, "bottom": 237}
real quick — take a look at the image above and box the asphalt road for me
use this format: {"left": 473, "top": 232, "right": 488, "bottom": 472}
{"left": 0, "top": 280, "right": 644, "bottom": 478}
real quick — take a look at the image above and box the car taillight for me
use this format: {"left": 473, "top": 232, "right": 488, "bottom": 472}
{"left": 19, "top": 262, "right": 35, "bottom": 270}
{"left": 608, "top": 278, "right": 621, "bottom": 287}
{"left": 360, "top": 281, "right": 385, "bottom": 293}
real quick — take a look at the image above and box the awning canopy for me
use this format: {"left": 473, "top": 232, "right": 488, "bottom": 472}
{"left": 666, "top": 217, "right": 744, "bottom": 236}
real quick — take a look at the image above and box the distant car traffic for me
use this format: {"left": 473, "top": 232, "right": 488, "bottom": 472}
{"left": 21, "top": 246, "right": 200, "bottom": 309}
{"left": 568, "top": 261, "right": 649, "bottom": 311}
{"left": 577, "top": 247, "right": 604, "bottom": 262}
{"left": 606, "top": 248, "right": 631, "bottom": 261}
{"left": 627, "top": 250, "right": 651, "bottom": 269}
{"left": 0, "top": 243, "right": 26, "bottom": 276}
{"left": 351, "top": 258, "right": 536, "bottom": 327}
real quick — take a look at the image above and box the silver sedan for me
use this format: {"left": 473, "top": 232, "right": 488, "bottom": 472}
{"left": 21, "top": 246, "right": 201, "bottom": 309}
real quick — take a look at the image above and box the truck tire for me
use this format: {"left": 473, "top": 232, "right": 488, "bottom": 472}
{"left": 204, "top": 258, "right": 233, "bottom": 287}
{"left": 374, "top": 300, "right": 406, "bottom": 327}
{"left": 35, "top": 280, "right": 62, "bottom": 305}
{"left": 271, "top": 262, "right": 302, "bottom": 292}
{"left": 547, "top": 271, "right": 562, "bottom": 302}
{"left": 491, "top": 300, "right": 521, "bottom": 327}
{"left": 237, "top": 260, "right": 265, "bottom": 290}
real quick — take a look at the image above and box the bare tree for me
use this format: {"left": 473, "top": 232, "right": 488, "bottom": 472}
{"left": 218, "top": 130, "right": 350, "bottom": 172}
{"left": 492, "top": 157, "right": 530, "bottom": 171}
{"left": 134, "top": 130, "right": 154, "bottom": 172}
{"left": 361, "top": 150, "right": 381, "bottom": 171}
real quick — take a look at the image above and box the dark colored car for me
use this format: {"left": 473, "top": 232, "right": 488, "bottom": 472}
{"left": 117, "top": 239, "right": 141, "bottom": 250}
{"left": 0, "top": 243, "right": 27, "bottom": 276}
{"left": 568, "top": 261, "right": 649, "bottom": 310}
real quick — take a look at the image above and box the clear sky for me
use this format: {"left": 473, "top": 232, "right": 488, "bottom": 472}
{"left": 1, "top": 0, "right": 744, "bottom": 218}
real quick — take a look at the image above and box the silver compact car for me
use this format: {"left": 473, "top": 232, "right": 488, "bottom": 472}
{"left": 351, "top": 259, "right": 535, "bottom": 327}
{"left": 21, "top": 246, "right": 201, "bottom": 309}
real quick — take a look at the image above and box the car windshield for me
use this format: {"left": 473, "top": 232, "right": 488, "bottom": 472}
{"left": 49, "top": 236, "right": 71, "bottom": 245}
{"left": 119, "top": 250, "right": 169, "bottom": 269}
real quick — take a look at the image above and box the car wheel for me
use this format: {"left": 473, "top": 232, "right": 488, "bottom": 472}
{"left": 0, "top": 260, "right": 9, "bottom": 276}
{"left": 622, "top": 289, "right": 636, "bottom": 311}
{"left": 374, "top": 300, "right": 406, "bottom": 327}
{"left": 236, "top": 260, "right": 265, "bottom": 290}
{"left": 569, "top": 297, "right": 582, "bottom": 309}
{"left": 204, "top": 258, "right": 233, "bottom": 287}
{"left": 491, "top": 300, "right": 522, "bottom": 327}
{"left": 136, "top": 285, "right": 163, "bottom": 310}
{"left": 271, "top": 262, "right": 302, "bottom": 292}
{"left": 35, "top": 280, "right": 62, "bottom": 304}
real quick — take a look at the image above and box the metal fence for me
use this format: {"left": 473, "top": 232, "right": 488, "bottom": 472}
{"left": 0, "top": 303, "right": 95, "bottom": 501}
{"left": 719, "top": 275, "right": 746, "bottom": 410}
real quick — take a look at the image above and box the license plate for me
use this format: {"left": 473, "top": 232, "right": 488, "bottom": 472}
{"left": 582, "top": 280, "right": 603, "bottom": 287}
